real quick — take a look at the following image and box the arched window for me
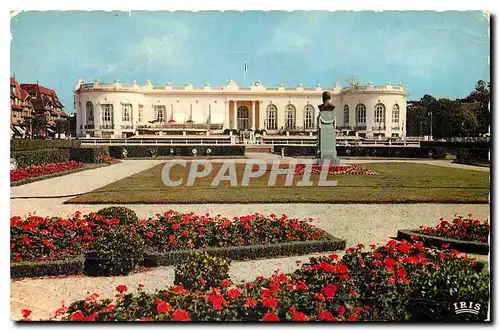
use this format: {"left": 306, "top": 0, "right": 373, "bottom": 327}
{"left": 374, "top": 103, "right": 386, "bottom": 123}
{"left": 303, "top": 105, "right": 315, "bottom": 129}
{"left": 237, "top": 106, "right": 249, "bottom": 130}
{"left": 122, "top": 104, "right": 132, "bottom": 122}
{"left": 343, "top": 105, "right": 349, "bottom": 126}
{"left": 154, "top": 105, "right": 166, "bottom": 123}
{"left": 392, "top": 104, "right": 400, "bottom": 123}
{"left": 86, "top": 101, "right": 94, "bottom": 123}
{"left": 355, "top": 103, "right": 366, "bottom": 124}
{"left": 266, "top": 104, "right": 277, "bottom": 130}
{"left": 285, "top": 104, "right": 296, "bottom": 130}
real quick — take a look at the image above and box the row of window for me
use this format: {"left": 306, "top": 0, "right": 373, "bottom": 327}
{"left": 344, "top": 103, "right": 400, "bottom": 125}
{"left": 84, "top": 101, "right": 401, "bottom": 129}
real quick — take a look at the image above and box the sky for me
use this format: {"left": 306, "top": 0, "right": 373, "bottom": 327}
{"left": 10, "top": 11, "right": 490, "bottom": 115}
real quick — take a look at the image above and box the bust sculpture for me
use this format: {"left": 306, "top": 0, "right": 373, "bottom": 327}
{"left": 317, "top": 91, "right": 340, "bottom": 165}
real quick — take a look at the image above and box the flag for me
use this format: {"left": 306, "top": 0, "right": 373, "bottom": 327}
{"left": 244, "top": 62, "right": 248, "bottom": 72}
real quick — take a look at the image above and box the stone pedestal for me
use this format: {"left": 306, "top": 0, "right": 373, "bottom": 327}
{"left": 316, "top": 92, "right": 340, "bottom": 165}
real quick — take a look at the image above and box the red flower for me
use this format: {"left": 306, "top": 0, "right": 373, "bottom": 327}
{"left": 397, "top": 267, "right": 407, "bottom": 279}
{"left": 171, "top": 309, "right": 190, "bottom": 321}
{"left": 228, "top": 288, "right": 242, "bottom": 299}
{"left": 397, "top": 241, "right": 411, "bottom": 254}
{"left": 348, "top": 313, "right": 358, "bottom": 321}
{"left": 84, "top": 312, "right": 98, "bottom": 321}
{"left": 295, "top": 281, "right": 308, "bottom": 292}
{"left": 221, "top": 279, "right": 231, "bottom": 288}
{"left": 21, "top": 237, "right": 32, "bottom": 244}
{"left": 410, "top": 234, "right": 420, "bottom": 241}
{"left": 441, "top": 243, "right": 450, "bottom": 249}
{"left": 208, "top": 294, "right": 226, "bottom": 310}
{"left": 262, "top": 313, "right": 280, "bottom": 321}
{"left": 157, "top": 300, "right": 172, "bottom": 314}
{"left": 172, "top": 223, "right": 181, "bottom": 230}
{"left": 384, "top": 257, "right": 396, "bottom": 267}
{"left": 171, "top": 285, "right": 189, "bottom": 294}
{"left": 244, "top": 297, "right": 257, "bottom": 308}
{"left": 269, "top": 280, "right": 280, "bottom": 293}
{"left": 337, "top": 305, "right": 346, "bottom": 316}
{"left": 414, "top": 242, "right": 424, "bottom": 251}
{"left": 70, "top": 311, "right": 85, "bottom": 321}
{"left": 321, "top": 284, "right": 338, "bottom": 300}
{"left": 262, "top": 297, "right": 278, "bottom": 309}
{"left": 318, "top": 311, "right": 337, "bottom": 321}
{"left": 21, "top": 309, "right": 32, "bottom": 318}
{"left": 314, "top": 293, "right": 325, "bottom": 302}
{"left": 116, "top": 285, "right": 128, "bottom": 293}
{"left": 140, "top": 317, "right": 154, "bottom": 321}
{"left": 292, "top": 311, "right": 309, "bottom": 321}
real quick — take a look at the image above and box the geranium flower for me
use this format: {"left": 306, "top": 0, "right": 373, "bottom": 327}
{"left": 84, "top": 312, "right": 98, "bottom": 321}
{"left": 171, "top": 285, "right": 189, "bottom": 294}
{"left": 261, "top": 297, "right": 278, "bottom": 309}
{"left": 21, "top": 309, "right": 32, "bottom": 318}
{"left": 69, "top": 311, "right": 85, "bottom": 321}
{"left": 156, "top": 300, "right": 172, "bottom": 314}
{"left": 262, "top": 313, "right": 280, "bottom": 321}
{"left": 291, "top": 311, "right": 309, "bottom": 321}
{"left": 228, "top": 288, "right": 242, "bottom": 299}
{"left": 318, "top": 311, "right": 337, "bottom": 321}
{"left": 169, "top": 309, "right": 189, "bottom": 321}
{"left": 321, "top": 284, "right": 338, "bottom": 300}
{"left": 208, "top": 294, "right": 226, "bottom": 310}
{"left": 337, "top": 305, "right": 346, "bottom": 316}
{"left": 116, "top": 285, "right": 128, "bottom": 293}
{"left": 244, "top": 297, "right": 257, "bottom": 308}
{"left": 220, "top": 280, "right": 231, "bottom": 288}
{"left": 397, "top": 241, "right": 411, "bottom": 254}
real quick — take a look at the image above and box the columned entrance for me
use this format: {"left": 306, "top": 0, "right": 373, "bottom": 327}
{"left": 230, "top": 100, "right": 259, "bottom": 130}
{"left": 237, "top": 106, "right": 249, "bottom": 130}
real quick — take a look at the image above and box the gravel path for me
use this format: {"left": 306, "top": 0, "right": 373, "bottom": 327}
{"left": 10, "top": 202, "right": 489, "bottom": 321}
{"left": 10, "top": 160, "right": 164, "bottom": 198}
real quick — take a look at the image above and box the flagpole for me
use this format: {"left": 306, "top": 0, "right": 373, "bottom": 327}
{"left": 244, "top": 62, "right": 246, "bottom": 86}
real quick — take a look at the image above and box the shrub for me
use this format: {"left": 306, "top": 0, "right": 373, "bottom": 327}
{"left": 96, "top": 206, "right": 138, "bottom": 226}
{"left": 84, "top": 228, "right": 145, "bottom": 276}
{"left": 418, "top": 216, "right": 490, "bottom": 243}
{"left": 10, "top": 139, "right": 82, "bottom": 151}
{"left": 174, "top": 251, "right": 231, "bottom": 291}
{"left": 69, "top": 147, "right": 109, "bottom": 163}
{"left": 11, "top": 149, "right": 70, "bottom": 168}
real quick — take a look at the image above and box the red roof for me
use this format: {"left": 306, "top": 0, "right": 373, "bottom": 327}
{"left": 10, "top": 77, "right": 29, "bottom": 100}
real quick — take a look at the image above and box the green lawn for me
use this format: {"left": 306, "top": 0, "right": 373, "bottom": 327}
{"left": 66, "top": 162, "right": 490, "bottom": 204}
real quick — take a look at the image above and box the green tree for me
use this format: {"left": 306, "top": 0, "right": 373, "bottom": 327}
{"left": 463, "top": 80, "right": 490, "bottom": 134}
{"left": 54, "top": 119, "right": 70, "bottom": 137}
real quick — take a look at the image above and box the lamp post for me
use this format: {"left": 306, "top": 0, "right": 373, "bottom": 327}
{"left": 429, "top": 110, "right": 433, "bottom": 140}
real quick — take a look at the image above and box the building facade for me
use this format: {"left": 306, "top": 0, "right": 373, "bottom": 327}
{"left": 10, "top": 77, "right": 34, "bottom": 137}
{"left": 74, "top": 79, "right": 408, "bottom": 139}
{"left": 21, "top": 83, "right": 67, "bottom": 125}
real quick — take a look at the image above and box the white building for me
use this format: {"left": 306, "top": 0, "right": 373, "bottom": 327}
{"left": 74, "top": 79, "right": 408, "bottom": 139}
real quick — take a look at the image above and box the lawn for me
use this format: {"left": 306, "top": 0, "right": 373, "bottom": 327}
{"left": 66, "top": 162, "right": 490, "bottom": 204}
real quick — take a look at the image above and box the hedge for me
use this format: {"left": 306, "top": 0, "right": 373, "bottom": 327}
{"left": 397, "top": 230, "right": 490, "bottom": 255}
{"left": 11, "top": 149, "right": 70, "bottom": 168}
{"left": 10, "top": 139, "right": 82, "bottom": 151}
{"left": 273, "top": 146, "right": 447, "bottom": 159}
{"left": 109, "top": 145, "right": 245, "bottom": 158}
{"left": 10, "top": 255, "right": 84, "bottom": 279}
{"left": 68, "top": 147, "right": 109, "bottom": 163}
{"left": 142, "top": 233, "right": 345, "bottom": 267}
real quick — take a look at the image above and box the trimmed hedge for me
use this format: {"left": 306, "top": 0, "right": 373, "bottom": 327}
{"left": 10, "top": 255, "right": 84, "bottom": 279}
{"left": 397, "top": 229, "right": 489, "bottom": 255}
{"left": 109, "top": 145, "right": 245, "bottom": 158}
{"left": 273, "top": 146, "right": 447, "bottom": 159}
{"left": 142, "top": 233, "right": 345, "bottom": 267}
{"left": 11, "top": 149, "right": 70, "bottom": 168}
{"left": 69, "top": 147, "right": 109, "bottom": 163}
{"left": 10, "top": 139, "right": 82, "bottom": 151}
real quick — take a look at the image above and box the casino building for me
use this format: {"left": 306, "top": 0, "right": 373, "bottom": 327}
{"left": 74, "top": 79, "right": 408, "bottom": 139}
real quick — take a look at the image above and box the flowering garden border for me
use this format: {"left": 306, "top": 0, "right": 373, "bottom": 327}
{"left": 143, "top": 233, "right": 345, "bottom": 267}
{"left": 11, "top": 234, "right": 345, "bottom": 279}
{"left": 397, "top": 230, "right": 489, "bottom": 255}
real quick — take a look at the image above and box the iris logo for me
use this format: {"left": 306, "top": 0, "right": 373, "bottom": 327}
{"left": 453, "top": 302, "right": 481, "bottom": 315}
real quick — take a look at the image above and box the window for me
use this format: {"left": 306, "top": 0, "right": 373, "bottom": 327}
{"left": 343, "top": 105, "right": 349, "bottom": 126}
{"left": 237, "top": 106, "right": 249, "bottom": 130}
{"left": 138, "top": 104, "right": 143, "bottom": 122}
{"left": 392, "top": 104, "right": 400, "bottom": 123}
{"left": 374, "top": 103, "right": 385, "bottom": 123}
{"left": 355, "top": 104, "right": 366, "bottom": 124}
{"left": 122, "top": 103, "right": 132, "bottom": 122}
{"left": 86, "top": 101, "right": 94, "bottom": 123}
{"left": 266, "top": 105, "right": 277, "bottom": 130}
{"left": 154, "top": 105, "right": 166, "bottom": 123}
{"left": 303, "top": 105, "right": 315, "bottom": 129}
{"left": 285, "top": 104, "right": 296, "bottom": 130}
{"left": 101, "top": 104, "right": 113, "bottom": 123}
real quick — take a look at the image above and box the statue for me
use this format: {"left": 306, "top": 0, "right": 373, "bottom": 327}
{"left": 317, "top": 91, "right": 340, "bottom": 165}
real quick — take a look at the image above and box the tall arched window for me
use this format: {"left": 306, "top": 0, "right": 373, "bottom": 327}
{"left": 374, "top": 103, "right": 386, "bottom": 124}
{"left": 122, "top": 104, "right": 132, "bottom": 122}
{"left": 266, "top": 104, "right": 277, "bottom": 130}
{"left": 154, "top": 105, "right": 166, "bottom": 123}
{"left": 285, "top": 104, "right": 296, "bottom": 130}
{"left": 237, "top": 106, "right": 249, "bottom": 130}
{"left": 355, "top": 103, "right": 366, "bottom": 125}
{"left": 343, "top": 105, "right": 349, "bottom": 126}
{"left": 303, "top": 105, "right": 315, "bottom": 129}
{"left": 392, "top": 104, "right": 400, "bottom": 123}
{"left": 86, "top": 101, "right": 94, "bottom": 123}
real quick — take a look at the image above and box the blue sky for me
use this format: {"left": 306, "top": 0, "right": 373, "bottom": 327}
{"left": 11, "top": 11, "right": 489, "bottom": 114}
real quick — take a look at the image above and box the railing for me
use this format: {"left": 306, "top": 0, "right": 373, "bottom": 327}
{"left": 121, "top": 124, "right": 134, "bottom": 129}
{"left": 100, "top": 124, "right": 114, "bottom": 129}
{"left": 84, "top": 124, "right": 95, "bottom": 129}
{"left": 372, "top": 125, "right": 387, "bottom": 130}
{"left": 80, "top": 138, "right": 233, "bottom": 146}
{"left": 136, "top": 123, "right": 223, "bottom": 130}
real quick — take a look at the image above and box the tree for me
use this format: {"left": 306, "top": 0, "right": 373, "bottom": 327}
{"left": 463, "top": 80, "right": 490, "bottom": 134}
{"left": 28, "top": 115, "right": 47, "bottom": 139}
{"left": 54, "top": 119, "right": 70, "bottom": 137}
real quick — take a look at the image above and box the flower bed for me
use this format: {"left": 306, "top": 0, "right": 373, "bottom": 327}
{"left": 22, "top": 239, "right": 488, "bottom": 322}
{"left": 10, "top": 211, "right": 342, "bottom": 275}
{"left": 418, "top": 216, "right": 489, "bottom": 243}
{"left": 10, "top": 160, "right": 85, "bottom": 182}
{"left": 293, "top": 164, "right": 377, "bottom": 176}
{"left": 97, "top": 154, "right": 120, "bottom": 164}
